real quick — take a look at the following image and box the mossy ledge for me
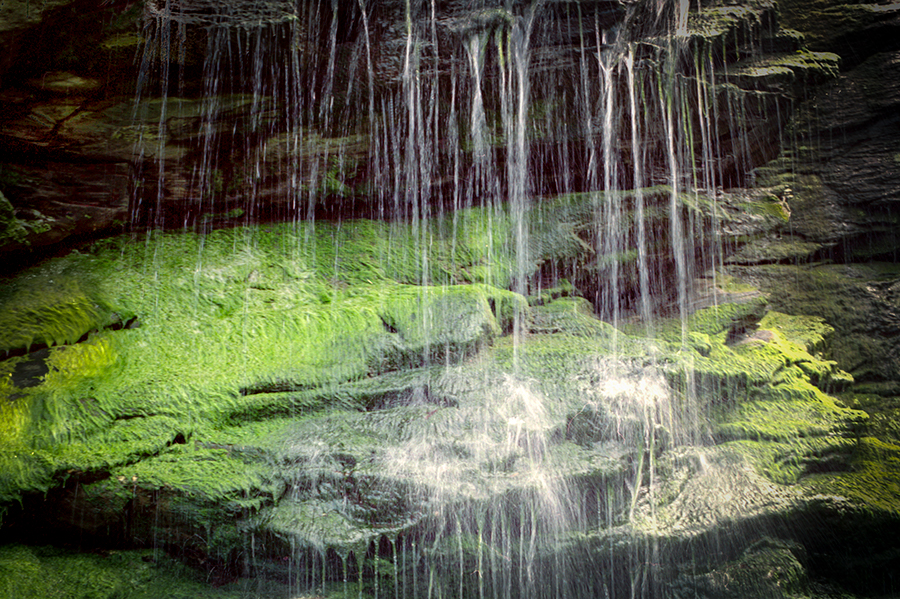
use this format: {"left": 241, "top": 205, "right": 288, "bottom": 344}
{"left": 0, "top": 217, "right": 895, "bottom": 596}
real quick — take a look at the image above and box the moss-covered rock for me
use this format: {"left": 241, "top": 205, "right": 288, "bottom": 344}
{"left": 669, "top": 537, "right": 809, "bottom": 598}
{"left": 778, "top": 0, "right": 900, "bottom": 57}
{"left": 0, "top": 216, "right": 894, "bottom": 596}
{"left": 729, "top": 263, "right": 900, "bottom": 385}
{"left": 727, "top": 49, "right": 841, "bottom": 94}
{"left": 0, "top": 218, "right": 528, "bottom": 512}
{"left": 0, "top": 543, "right": 308, "bottom": 599}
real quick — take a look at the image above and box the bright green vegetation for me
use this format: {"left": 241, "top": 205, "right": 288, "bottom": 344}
{"left": 700, "top": 309, "right": 864, "bottom": 483}
{"left": 0, "top": 544, "right": 311, "bottom": 599}
{"left": 0, "top": 216, "right": 526, "bottom": 511}
{"left": 729, "top": 50, "right": 840, "bottom": 83}
{"left": 801, "top": 436, "right": 900, "bottom": 511}
{"left": 0, "top": 272, "right": 120, "bottom": 352}
{"left": 0, "top": 205, "right": 895, "bottom": 597}
{"left": 796, "top": 391, "right": 900, "bottom": 517}
{"left": 728, "top": 262, "right": 900, "bottom": 385}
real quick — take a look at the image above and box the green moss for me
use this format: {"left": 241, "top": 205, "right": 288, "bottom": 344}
{"left": 628, "top": 300, "right": 868, "bottom": 488}
{"left": 0, "top": 201, "right": 888, "bottom": 587}
{"left": 710, "top": 320, "right": 862, "bottom": 435}
{"left": 0, "top": 369, "right": 33, "bottom": 447}
{"left": 0, "top": 216, "right": 535, "bottom": 515}
{"left": 729, "top": 50, "right": 840, "bottom": 82}
{"left": 728, "top": 263, "right": 900, "bottom": 383}
{"left": 109, "top": 443, "right": 283, "bottom": 543}
{"left": 263, "top": 497, "right": 395, "bottom": 552}
{"left": 714, "top": 273, "right": 758, "bottom": 294}
{"left": 758, "top": 311, "right": 832, "bottom": 351}
{"left": 530, "top": 279, "right": 576, "bottom": 306}
{"left": 0, "top": 264, "right": 120, "bottom": 353}
{"left": 487, "top": 330, "right": 648, "bottom": 390}
{"left": 375, "top": 284, "right": 502, "bottom": 369}
{"left": 0, "top": 335, "right": 125, "bottom": 449}
{"left": 751, "top": 196, "right": 791, "bottom": 222}
{"left": 753, "top": 312, "right": 853, "bottom": 389}
{"left": 0, "top": 544, "right": 124, "bottom": 599}
{"left": 695, "top": 313, "right": 867, "bottom": 487}
{"left": 654, "top": 295, "right": 769, "bottom": 342}
{"left": 840, "top": 393, "right": 900, "bottom": 446}
{"left": 529, "top": 297, "right": 618, "bottom": 337}
{"left": 687, "top": 4, "right": 770, "bottom": 41}
{"left": 800, "top": 437, "right": 900, "bottom": 514}
{"left": 0, "top": 449, "right": 55, "bottom": 508}
{"left": 0, "top": 544, "right": 307, "bottom": 599}
{"left": 714, "top": 374, "right": 855, "bottom": 441}
{"left": 121, "top": 445, "right": 274, "bottom": 500}
{"left": 50, "top": 414, "right": 186, "bottom": 473}
{"left": 726, "top": 438, "right": 838, "bottom": 484}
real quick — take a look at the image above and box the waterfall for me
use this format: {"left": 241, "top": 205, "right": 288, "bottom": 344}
{"left": 134, "top": 0, "right": 724, "bottom": 318}
{"left": 118, "top": 0, "right": 775, "bottom": 596}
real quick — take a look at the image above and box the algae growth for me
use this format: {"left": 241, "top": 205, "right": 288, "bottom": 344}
{"left": 0, "top": 207, "right": 893, "bottom": 597}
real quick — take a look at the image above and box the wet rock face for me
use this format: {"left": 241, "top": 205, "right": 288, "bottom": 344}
{"left": 0, "top": 221, "right": 880, "bottom": 596}
{"left": 0, "top": 0, "right": 143, "bottom": 266}
{"left": 0, "top": 0, "right": 79, "bottom": 81}
{"left": 0, "top": 0, "right": 889, "bottom": 290}
{"left": 0, "top": 0, "right": 899, "bottom": 597}
{"left": 778, "top": 0, "right": 900, "bottom": 61}
{"left": 741, "top": 49, "right": 900, "bottom": 255}
{"left": 809, "top": 51, "right": 900, "bottom": 225}
{"left": 0, "top": 0, "right": 853, "bottom": 264}
{"left": 722, "top": 48, "right": 900, "bottom": 389}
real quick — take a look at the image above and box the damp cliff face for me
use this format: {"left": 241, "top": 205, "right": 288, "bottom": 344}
{"left": 0, "top": 218, "right": 876, "bottom": 598}
{"left": 0, "top": 0, "right": 899, "bottom": 597}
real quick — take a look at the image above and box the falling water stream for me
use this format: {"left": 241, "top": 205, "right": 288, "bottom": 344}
{"left": 128, "top": 0, "right": 771, "bottom": 596}
{"left": 135, "top": 0, "right": 739, "bottom": 327}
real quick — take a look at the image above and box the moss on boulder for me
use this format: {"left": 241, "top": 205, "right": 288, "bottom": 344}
{"left": 0, "top": 211, "right": 895, "bottom": 596}
{"left": 670, "top": 537, "right": 809, "bottom": 598}
{"left": 729, "top": 263, "right": 900, "bottom": 385}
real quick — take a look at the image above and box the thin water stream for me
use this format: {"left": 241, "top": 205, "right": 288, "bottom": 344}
{"left": 124, "top": 1, "right": 785, "bottom": 596}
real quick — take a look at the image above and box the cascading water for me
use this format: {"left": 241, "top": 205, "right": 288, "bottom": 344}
{"left": 116, "top": 0, "right": 799, "bottom": 596}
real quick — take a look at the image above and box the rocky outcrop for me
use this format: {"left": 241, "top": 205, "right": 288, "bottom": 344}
{"left": 0, "top": 0, "right": 79, "bottom": 83}
{"left": 1, "top": 207, "right": 897, "bottom": 597}
{"left": 0, "top": 0, "right": 866, "bottom": 266}
{"left": 1, "top": 0, "right": 899, "bottom": 597}
{"left": 0, "top": 0, "right": 142, "bottom": 266}
{"left": 717, "top": 47, "right": 900, "bottom": 390}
